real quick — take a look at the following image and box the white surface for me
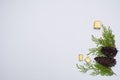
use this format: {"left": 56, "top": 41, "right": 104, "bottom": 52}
{"left": 0, "top": 0, "right": 120, "bottom": 80}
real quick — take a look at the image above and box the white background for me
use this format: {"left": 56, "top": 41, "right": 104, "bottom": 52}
{"left": 0, "top": 0, "right": 120, "bottom": 80}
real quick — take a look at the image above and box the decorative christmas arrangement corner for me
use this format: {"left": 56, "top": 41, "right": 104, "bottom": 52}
{"left": 76, "top": 25, "right": 118, "bottom": 76}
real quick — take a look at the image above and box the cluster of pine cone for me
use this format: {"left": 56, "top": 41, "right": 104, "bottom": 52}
{"left": 94, "top": 47, "right": 118, "bottom": 67}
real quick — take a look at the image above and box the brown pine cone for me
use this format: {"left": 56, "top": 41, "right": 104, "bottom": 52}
{"left": 101, "top": 47, "right": 118, "bottom": 58}
{"left": 94, "top": 57, "right": 116, "bottom": 67}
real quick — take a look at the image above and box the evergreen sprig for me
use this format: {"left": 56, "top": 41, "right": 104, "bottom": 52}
{"left": 76, "top": 63, "right": 100, "bottom": 76}
{"left": 76, "top": 63, "right": 114, "bottom": 76}
{"left": 88, "top": 25, "right": 116, "bottom": 56}
{"left": 92, "top": 25, "right": 115, "bottom": 47}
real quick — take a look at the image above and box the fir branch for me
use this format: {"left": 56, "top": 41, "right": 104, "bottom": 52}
{"left": 76, "top": 63, "right": 100, "bottom": 76}
{"left": 76, "top": 64, "right": 88, "bottom": 73}
{"left": 91, "top": 25, "right": 116, "bottom": 48}
{"left": 76, "top": 63, "right": 114, "bottom": 76}
{"left": 88, "top": 46, "right": 104, "bottom": 56}
{"left": 94, "top": 63, "right": 114, "bottom": 76}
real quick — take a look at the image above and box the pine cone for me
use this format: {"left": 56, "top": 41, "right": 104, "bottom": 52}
{"left": 101, "top": 47, "right": 118, "bottom": 58}
{"left": 94, "top": 57, "right": 116, "bottom": 67}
